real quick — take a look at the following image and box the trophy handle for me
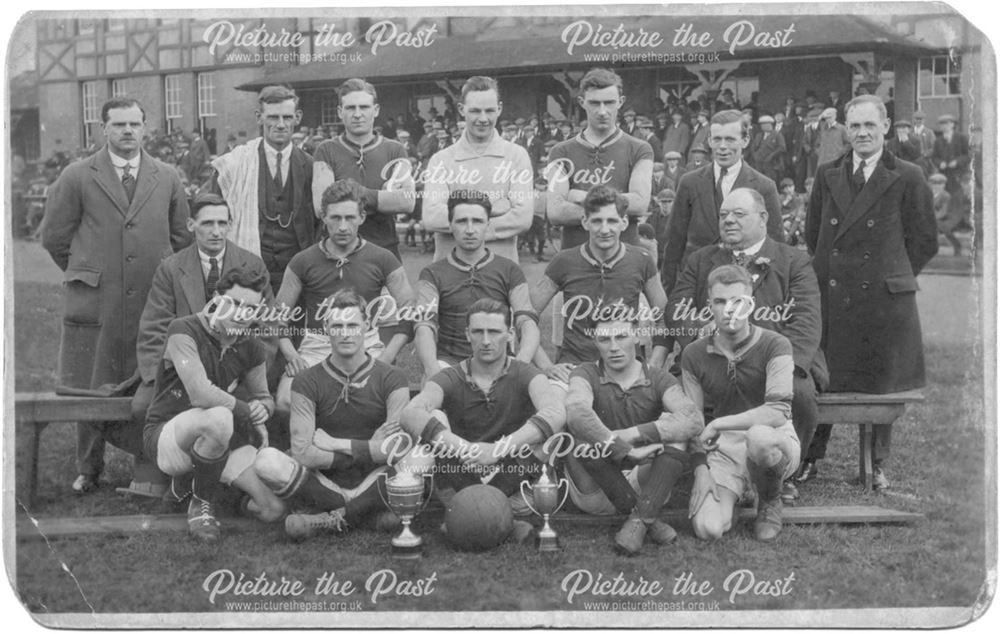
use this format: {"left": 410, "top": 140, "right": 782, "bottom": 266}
{"left": 376, "top": 471, "right": 391, "bottom": 510}
{"left": 420, "top": 472, "right": 435, "bottom": 512}
{"left": 519, "top": 480, "right": 540, "bottom": 517}
{"left": 556, "top": 477, "right": 571, "bottom": 515}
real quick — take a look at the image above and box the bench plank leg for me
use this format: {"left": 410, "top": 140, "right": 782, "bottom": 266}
{"left": 859, "top": 423, "right": 874, "bottom": 491}
{"left": 27, "top": 422, "right": 47, "bottom": 506}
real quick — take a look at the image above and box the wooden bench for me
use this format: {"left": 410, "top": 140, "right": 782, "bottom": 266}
{"left": 15, "top": 393, "right": 134, "bottom": 504}
{"left": 14, "top": 389, "right": 924, "bottom": 504}
{"left": 816, "top": 390, "right": 925, "bottom": 490}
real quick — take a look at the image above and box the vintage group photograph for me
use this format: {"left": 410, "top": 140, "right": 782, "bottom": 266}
{"left": 2, "top": 2, "right": 995, "bottom": 629}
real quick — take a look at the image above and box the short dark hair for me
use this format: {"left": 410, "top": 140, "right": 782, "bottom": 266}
{"left": 258, "top": 85, "right": 299, "bottom": 109}
{"left": 338, "top": 78, "right": 377, "bottom": 102}
{"left": 707, "top": 264, "right": 753, "bottom": 295}
{"left": 580, "top": 68, "right": 623, "bottom": 98}
{"left": 215, "top": 267, "right": 268, "bottom": 295}
{"left": 461, "top": 76, "right": 500, "bottom": 104}
{"left": 321, "top": 179, "right": 363, "bottom": 213}
{"left": 190, "top": 191, "right": 231, "bottom": 220}
{"left": 711, "top": 109, "right": 750, "bottom": 140}
{"left": 101, "top": 98, "right": 146, "bottom": 123}
{"left": 323, "top": 289, "right": 369, "bottom": 328}
{"left": 447, "top": 190, "right": 492, "bottom": 222}
{"left": 583, "top": 184, "right": 627, "bottom": 218}
{"left": 465, "top": 297, "right": 511, "bottom": 328}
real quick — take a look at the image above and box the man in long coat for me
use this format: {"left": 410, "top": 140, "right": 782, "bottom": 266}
{"left": 43, "top": 98, "right": 190, "bottom": 493}
{"left": 803, "top": 95, "right": 937, "bottom": 490}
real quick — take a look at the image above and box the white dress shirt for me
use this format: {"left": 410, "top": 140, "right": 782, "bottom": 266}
{"left": 263, "top": 141, "right": 292, "bottom": 187}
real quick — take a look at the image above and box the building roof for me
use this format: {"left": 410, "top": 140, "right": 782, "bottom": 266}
{"left": 238, "top": 14, "right": 940, "bottom": 91}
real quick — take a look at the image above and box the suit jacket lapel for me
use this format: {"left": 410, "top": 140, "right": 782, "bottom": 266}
{"left": 92, "top": 148, "right": 129, "bottom": 216}
{"left": 290, "top": 147, "right": 310, "bottom": 247}
{"left": 178, "top": 245, "right": 208, "bottom": 311}
{"left": 837, "top": 160, "right": 899, "bottom": 238}
{"left": 125, "top": 150, "right": 160, "bottom": 222}
{"left": 696, "top": 165, "right": 719, "bottom": 242}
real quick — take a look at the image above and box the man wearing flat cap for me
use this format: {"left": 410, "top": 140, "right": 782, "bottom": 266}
{"left": 749, "top": 114, "right": 787, "bottom": 184}
{"left": 886, "top": 120, "right": 922, "bottom": 163}
{"left": 817, "top": 107, "right": 850, "bottom": 167}
{"left": 931, "top": 114, "right": 970, "bottom": 194}
{"left": 635, "top": 116, "right": 663, "bottom": 163}
{"left": 911, "top": 110, "right": 936, "bottom": 176}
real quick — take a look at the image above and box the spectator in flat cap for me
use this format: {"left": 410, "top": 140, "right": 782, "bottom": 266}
{"left": 749, "top": 114, "right": 786, "bottom": 183}
{"left": 886, "top": 119, "right": 922, "bottom": 163}
{"left": 927, "top": 172, "right": 962, "bottom": 255}
{"left": 816, "top": 107, "right": 850, "bottom": 166}
{"left": 633, "top": 116, "right": 663, "bottom": 162}
{"left": 932, "top": 113, "right": 970, "bottom": 193}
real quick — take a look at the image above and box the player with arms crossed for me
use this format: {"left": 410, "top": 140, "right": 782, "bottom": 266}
{"left": 545, "top": 67, "right": 653, "bottom": 250}
{"left": 422, "top": 76, "right": 533, "bottom": 263}
{"left": 564, "top": 317, "right": 703, "bottom": 554}
{"left": 531, "top": 185, "right": 669, "bottom": 383}
{"left": 311, "top": 78, "right": 415, "bottom": 261}
{"left": 415, "top": 189, "right": 540, "bottom": 378}
{"left": 401, "top": 298, "right": 565, "bottom": 509}
{"left": 273, "top": 180, "right": 414, "bottom": 415}
{"left": 253, "top": 290, "right": 412, "bottom": 540}
{"left": 141, "top": 269, "right": 281, "bottom": 544}
{"left": 683, "top": 264, "right": 800, "bottom": 542}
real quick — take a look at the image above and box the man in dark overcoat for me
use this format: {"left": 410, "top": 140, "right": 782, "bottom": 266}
{"left": 802, "top": 95, "right": 938, "bottom": 490}
{"left": 42, "top": 97, "right": 190, "bottom": 492}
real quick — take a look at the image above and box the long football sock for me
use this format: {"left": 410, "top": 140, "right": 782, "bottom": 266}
{"left": 191, "top": 447, "right": 229, "bottom": 503}
{"left": 633, "top": 446, "right": 689, "bottom": 521}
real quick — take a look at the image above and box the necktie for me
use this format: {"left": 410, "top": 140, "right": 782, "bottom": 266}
{"left": 852, "top": 160, "right": 867, "bottom": 196}
{"left": 715, "top": 166, "right": 729, "bottom": 208}
{"left": 206, "top": 257, "right": 220, "bottom": 301}
{"left": 274, "top": 151, "right": 283, "bottom": 189}
{"left": 121, "top": 163, "right": 136, "bottom": 203}
{"left": 733, "top": 251, "right": 749, "bottom": 268}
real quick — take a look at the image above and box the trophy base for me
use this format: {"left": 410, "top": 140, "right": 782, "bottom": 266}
{"left": 536, "top": 533, "right": 562, "bottom": 552}
{"left": 391, "top": 542, "right": 423, "bottom": 560}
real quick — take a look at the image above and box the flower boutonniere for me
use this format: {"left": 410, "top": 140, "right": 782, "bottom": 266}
{"left": 751, "top": 256, "right": 771, "bottom": 283}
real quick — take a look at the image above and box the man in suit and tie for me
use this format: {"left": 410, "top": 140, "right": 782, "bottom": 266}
{"left": 660, "top": 109, "right": 784, "bottom": 294}
{"left": 43, "top": 97, "right": 191, "bottom": 493}
{"left": 667, "top": 187, "right": 827, "bottom": 503}
{"left": 802, "top": 95, "right": 937, "bottom": 490}
{"left": 209, "top": 85, "right": 319, "bottom": 292}
{"left": 136, "top": 192, "right": 273, "bottom": 417}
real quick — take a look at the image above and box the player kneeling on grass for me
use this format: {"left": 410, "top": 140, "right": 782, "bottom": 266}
{"left": 683, "top": 265, "right": 800, "bottom": 542}
{"left": 564, "top": 317, "right": 703, "bottom": 554}
{"left": 401, "top": 298, "right": 566, "bottom": 533}
{"left": 252, "top": 290, "right": 413, "bottom": 540}
{"left": 141, "top": 269, "right": 282, "bottom": 544}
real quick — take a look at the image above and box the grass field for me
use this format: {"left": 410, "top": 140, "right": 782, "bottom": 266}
{"left": 8, "top": 240, "right": 992, "bottom": 619}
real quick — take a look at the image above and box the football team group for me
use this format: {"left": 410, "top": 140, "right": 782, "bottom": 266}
{"left": 42, "top": 66, "right": 937, "bottom": 555}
